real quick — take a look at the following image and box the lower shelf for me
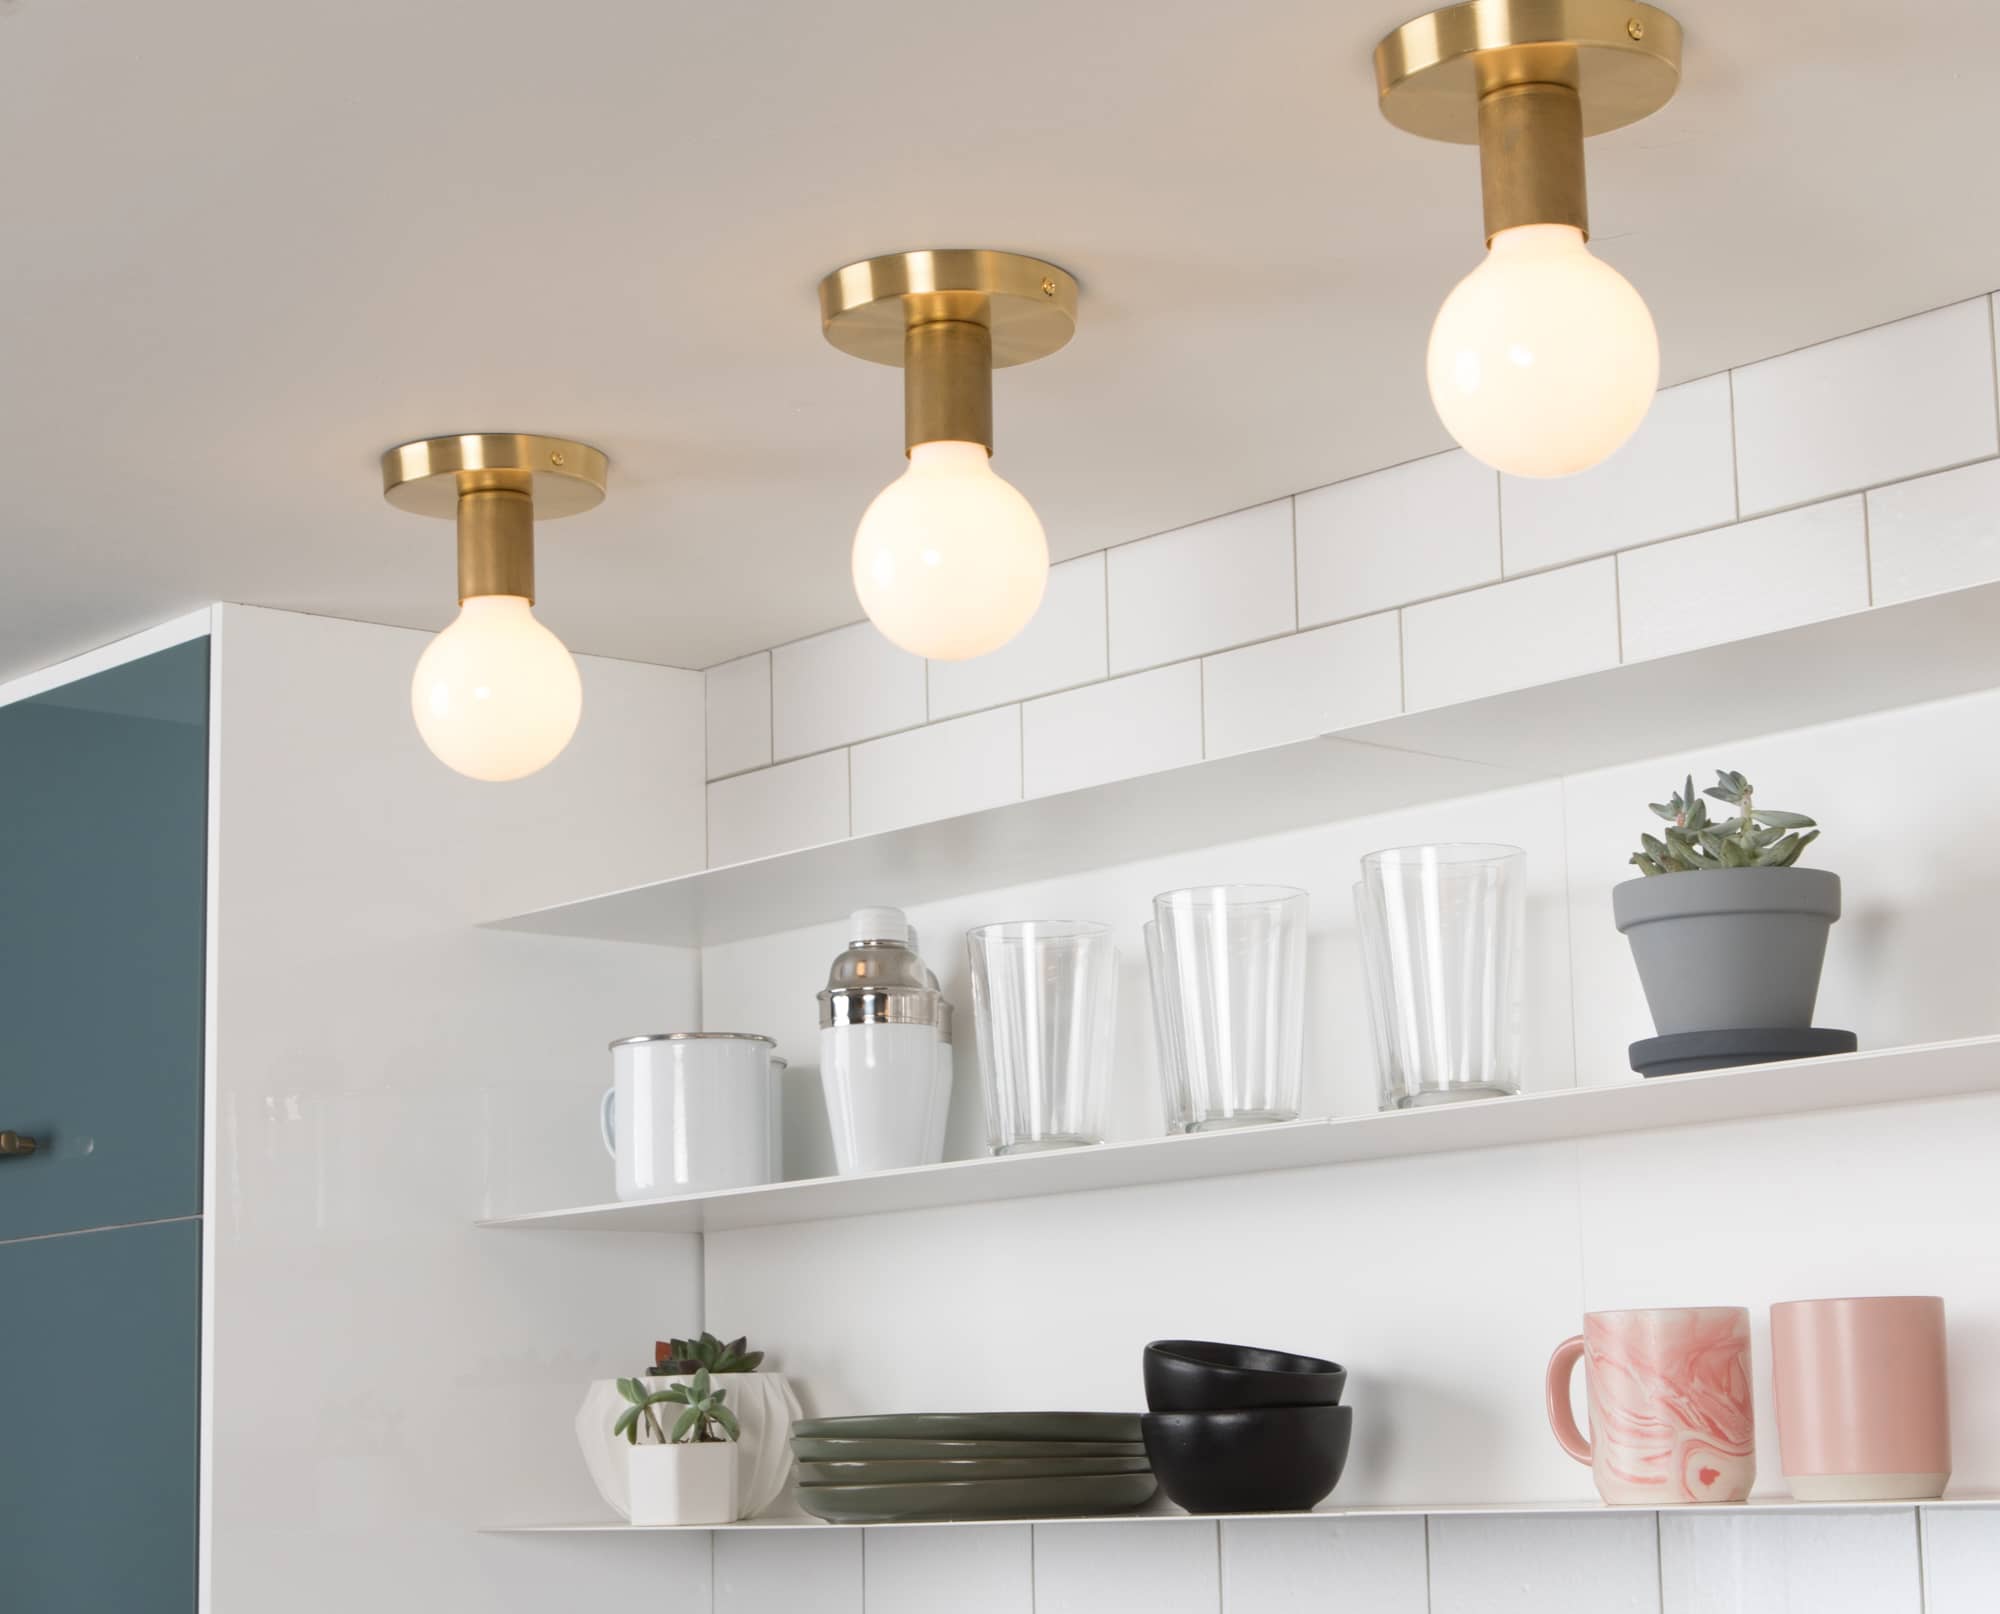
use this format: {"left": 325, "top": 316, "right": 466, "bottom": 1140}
{"left": 483, "top": 1492, "right": 2000, "bottom": 1533}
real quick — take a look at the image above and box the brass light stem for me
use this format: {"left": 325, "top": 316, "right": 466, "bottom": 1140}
{"left": 456, "top": 487, "right": 536, "bottom": 603}
{"left": 903, "top": 319, "right": 995, "bottom": 455}
{"left": 1477, "top": 81, "right": 1589, "bottom": 241}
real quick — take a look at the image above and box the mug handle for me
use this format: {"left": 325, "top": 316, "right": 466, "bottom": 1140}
{"left": 1545, "top": 1335, "right": 1592, "bottom": 1464}
{"left": 599, "top": 1087, "right": 617, "bottom": 1159}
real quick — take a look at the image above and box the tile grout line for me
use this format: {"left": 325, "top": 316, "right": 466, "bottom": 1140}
{"left": 1988, "top": 293, "right": 2000, "bottom": 455}
{"left": 1726, "top": 367, "right": 1744, "bottom": 521}
{"left": 1653, "top": 1510, "right": 1665, "bottom": 1613}
{"left": 1212, "top": 1518, "right": 1224, "bottom": 1611}
{"left": 1915, "top": 1505, "right": 1930, "bottom": 1612}
{"left": 1422, "top": 1513, "right": 1434, "bottom": 1613}
{"left": 1290, "top": 495, "right": 1302, "bottom": 632}
{"left": 1613, "top": 554, "right": 1627, "bottom": 664}
{"left": 1862, "top": 492, "right": 1876, "bottom": 607}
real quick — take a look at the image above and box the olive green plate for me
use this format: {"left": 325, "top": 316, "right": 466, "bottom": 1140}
{"left": 792, "top": 1436, "right": 1148, "bottom": 1462}
{"left": 799, "top": 1454, "right": 1153, "bottom": 1485}
{"left": 792, "top": 1412, "right": 1143, "bottom": 1443}
{"left": 795, "top": 1470, "right": 1159, "bottom": 1524}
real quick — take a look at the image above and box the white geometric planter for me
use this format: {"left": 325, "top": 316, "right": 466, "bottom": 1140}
{"left": 577, "top": 1371, "right": 801, "bottom": 1519}
{"left": 626, "top": 1440, "right": 739, "bottom": 1526}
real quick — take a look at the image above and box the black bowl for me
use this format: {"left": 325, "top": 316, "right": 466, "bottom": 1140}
{"left": 1144, "top": 1339, "right": 1347, "bottom": 1412}
{"left": 1141, "top": 1405, "right": 1352, "bottom": 1514}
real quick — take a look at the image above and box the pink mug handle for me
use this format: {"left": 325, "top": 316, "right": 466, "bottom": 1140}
{"left": 1546, "top": 1335, "right": 1592, "bottom": 1464}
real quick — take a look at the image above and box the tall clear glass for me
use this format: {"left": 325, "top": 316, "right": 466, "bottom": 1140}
{"left": 967, "top": 921, "right": 1117, "bottom": 1155}
{"left": 1355, "top": 843, "right": 1526, "bottom": 1110}
{"left": 1150, "top": 885, "right": 1308, "bottom": 1132}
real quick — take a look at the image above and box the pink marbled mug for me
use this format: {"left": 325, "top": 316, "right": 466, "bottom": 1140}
{"left": 1546, "top": 1307, "right": 1756, "bottom": 1505}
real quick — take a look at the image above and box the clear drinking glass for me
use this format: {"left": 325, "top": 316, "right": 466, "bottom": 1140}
{"left": 1355, "top": 843, "right": 1526, "bottom": 1110}
{"left": 1150, "top": 885, "right": 1308, "bottom": 1132}
{"left": 967, "top": 921, "right": 1117, "bottom": 1155}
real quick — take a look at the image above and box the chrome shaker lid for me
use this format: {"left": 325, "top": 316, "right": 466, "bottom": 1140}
{"left": 818, "top": 907, "right": 942, "bottom": 1029}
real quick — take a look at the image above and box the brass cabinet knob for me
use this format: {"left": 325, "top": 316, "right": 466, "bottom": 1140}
{"left": 0, "top": 1131, "right": 39, "bottom": 1157}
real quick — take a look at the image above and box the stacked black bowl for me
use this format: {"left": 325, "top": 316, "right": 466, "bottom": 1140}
{"left": 1140, "top": 1339, "right": 1351, "bottom": 1513}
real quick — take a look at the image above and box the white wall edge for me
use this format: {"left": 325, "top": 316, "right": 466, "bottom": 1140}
{"left": 0, "top": 605, "right": 216, "bottom": 710}
{"left": 197, "top": 606, "right": 223, "bottom": 1614}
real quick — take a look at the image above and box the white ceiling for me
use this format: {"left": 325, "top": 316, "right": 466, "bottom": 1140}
{"left": 3, "top": 0, "right": 1998, "bottom": 681}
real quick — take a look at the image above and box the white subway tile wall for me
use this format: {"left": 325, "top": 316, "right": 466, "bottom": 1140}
{"left": 1402, "top": 559, "right": 1620, "bottom": 710}
{"left": 1868, "top": 456, "right": 2000, "bottom": 606}
{"left": 1296, "top": 448, "right": 1500, "bottom": 626}
{"left": 1107, "top": 500, "right": 1296, "bottom": 674}
{"left": 771, "top": 620, "right": 927, "bottom": 760}
{"left": 1618, "top": 496, "right": 1870, "bottom": 663}
{"left": 1659, "top": 1510, "right": 1922, "bottom": 1614}
{"left": 1427, "top": 1512, "right": 1661, "bottom": 1614}
{"left": 1218, "top": 1515, "right": 1430, "bottom": 1614}
{"left": 850, "top": 705, "right": 1022, "bottom": 837}
{"left": 927, "top": 553, "right": 1109, "bottom": 720}
{"left": 1501, "top": 374, "right": 1738, "bottom": 574}
{"left": 1921, "top": 1506, "right": 2000, "bottom": 1613}
{"left": 1201, "top": 612, "right": 1402, "bottom": 759}
{"left": 1031, "top": 1520, "right": 1220, "bottom": 1614}
{"left": 1022, "top": 661, "right": 1202, "bottom": 798}
{"left": 1731, "top": 298, "right": 1999, "bottom": 517}
{"left": 714, "top": 1528, "right": 862, "bottom": 1614}
{"left": 861, "top": 1524, "right": 1033, "bottom": 1614}
{"left": 697, "top": 291, "right": 2000, "bottom": 883}
{"left": 706, "top": 748, "right": 848, "bottom": 867}
{"left": 705, "top": 651, "right": 772, "bottom": 779}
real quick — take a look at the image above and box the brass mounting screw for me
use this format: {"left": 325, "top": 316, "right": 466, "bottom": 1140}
{"left": 1040, "top": 278, "right": 1057, "bottom": 298}
{"left": 1626, "top": 16, "right": 1644, "bottom": 39}
{"left": 550, "top": 449, "right": 566, "bottom": 467}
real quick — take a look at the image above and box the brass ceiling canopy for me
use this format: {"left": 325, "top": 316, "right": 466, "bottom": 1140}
{"left": 381, "top": 433, "right": 608, "bottom": 605}
{"left": 819, "top": 249, "right": 1079, "bottom": 455}
{"left": 1376, "top": 0, "right": 1682, "bottom": 241}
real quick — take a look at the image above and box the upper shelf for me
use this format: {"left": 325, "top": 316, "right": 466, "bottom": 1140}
{"left": 484, "top": 581, "right": 2000, "bottom": 948}
{"left": 478, "top": 1035, "right": 2000, "bottom": 1235}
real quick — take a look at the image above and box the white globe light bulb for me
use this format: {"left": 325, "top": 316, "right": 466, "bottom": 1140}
{"left": 1427, "top": 223, "right": 1659, "bottom": 478}
{"left": 410, "top": 595, "right": 582, "bottom": 782}
{"left": 852, "top": 440, "right": 1049, "bottom": 660}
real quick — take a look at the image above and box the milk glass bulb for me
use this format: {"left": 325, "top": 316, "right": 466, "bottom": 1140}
{"left": 410, "top": 594, "right": 582, "bottom": 781}
{"left": 852, "top": 439, "right": 1049, "bottom": 660}
{"left": 1427, "top": 223, "right": 1659, "bottom": 478}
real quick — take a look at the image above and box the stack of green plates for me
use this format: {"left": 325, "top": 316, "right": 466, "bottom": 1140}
{"left": 792, "top": 1413, "right": 1156, "bottom": 1523}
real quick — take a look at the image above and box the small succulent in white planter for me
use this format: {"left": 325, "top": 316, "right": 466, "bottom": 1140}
{"left": 575, "top": 1331, "right": 803, "bottom": 1522}
{"left": 1614, "top": 769, "right": 1841, "bottom": 1045}
{"left": 617, "top": 1369, "right": 741, "bottom": 1526}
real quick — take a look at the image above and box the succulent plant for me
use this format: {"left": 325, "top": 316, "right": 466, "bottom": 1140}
{"left": 651, "top": 1332, "right": 765, "bottom": 1376}
{"left": 614, "top": 1368, "right": 740, "bottom": 1445}
{"left": 1631, "top": 770, "right": 1819, "bottom": 876}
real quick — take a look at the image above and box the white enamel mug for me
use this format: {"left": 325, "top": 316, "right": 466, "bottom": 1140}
{"left": 601, "top": 1033, "right": 780, "bottom": 1200}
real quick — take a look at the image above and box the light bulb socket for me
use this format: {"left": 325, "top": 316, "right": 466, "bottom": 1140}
{"left": 457, "top": 487, "right": 535, "bottom": 603}
{"left": 903, "top": 320, "right": 994, "bottom": 455}
{"left": 1478, "top": 81, "right": 1588, "bottom": 241}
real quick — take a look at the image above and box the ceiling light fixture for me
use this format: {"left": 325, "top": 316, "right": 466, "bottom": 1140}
{"left": 819, "top": 249, "right": 1078, "bottom": 660}
{"left": 1376, "top": 0, "right": 1682, "bottom": 477}
{"left": 382, "top": 433, "right": 607, "bottom": 782}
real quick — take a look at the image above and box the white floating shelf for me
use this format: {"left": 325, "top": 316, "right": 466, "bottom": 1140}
{"left": 479, "top": 1036, "right": 2000, "bottom": 1234}
{"left": 482, "top": 1491, "right": 2000, "bottom": 1534}
{"left": 483, "top": 582, "right": 2000, "bottom": 948}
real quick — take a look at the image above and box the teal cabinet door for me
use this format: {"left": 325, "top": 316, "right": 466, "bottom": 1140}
{"left": 0, "top": 1217, "right": 200, "bottom": 1611}
{"left": 0, "top": 639, "right": 208, "bottom": 1239}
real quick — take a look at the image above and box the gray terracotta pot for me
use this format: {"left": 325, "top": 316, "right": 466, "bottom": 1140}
{"left": 1611, "top": 867, "right": 1841, "bottom": 1036}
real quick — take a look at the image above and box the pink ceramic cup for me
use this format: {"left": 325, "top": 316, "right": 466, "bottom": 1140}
{"left": 1772, "top": 1295, "right": 1950, "bottom": 1501}
{"left": 1546, "top": 1307, "right": 1756, "bottom": 1504}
